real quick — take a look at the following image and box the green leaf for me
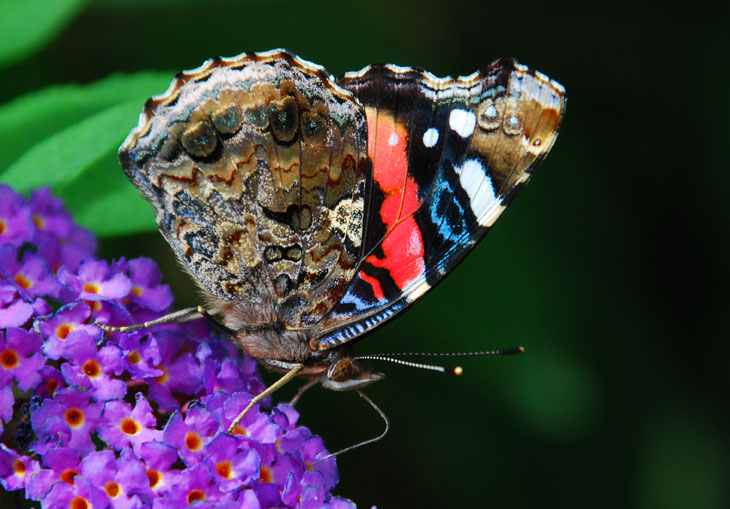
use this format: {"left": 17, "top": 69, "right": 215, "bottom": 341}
{"left": 0, "top": 72, "right": 171, "bottom": 171}
{"left": 1, "top": 100, "right": 144, "bottom": 192}
{"left": 60, "top": 150, "right": 156, "bottom": 237}
{"left": 0, "top": 0, "right": 88, "bottom": 68}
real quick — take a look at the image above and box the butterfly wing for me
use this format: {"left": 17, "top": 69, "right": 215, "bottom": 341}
{"left": 312, "top": 59, "right": 566, "bottom": 348}
{"left": 120, "top": 50, "right": 370, "bottom": 327}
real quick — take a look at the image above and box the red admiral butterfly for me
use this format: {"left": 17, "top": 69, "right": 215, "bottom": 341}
{"left": 114, "top": 49, "right": 565, "bottom": 425}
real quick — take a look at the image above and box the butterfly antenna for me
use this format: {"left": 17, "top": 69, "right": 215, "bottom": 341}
{"left": 312, "top": 390, "right": 389, "bottom": 466}
{"left": 355, "top": 347, "right": 524, "bottom": 375}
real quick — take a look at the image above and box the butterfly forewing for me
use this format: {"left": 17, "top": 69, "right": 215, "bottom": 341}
{"left": 312, "top": 59, "right": 566, "bottom": 348}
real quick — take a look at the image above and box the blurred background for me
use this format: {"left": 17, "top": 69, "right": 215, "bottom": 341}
{"left": 1, "top": 1, "right": 728, "bottom": 507}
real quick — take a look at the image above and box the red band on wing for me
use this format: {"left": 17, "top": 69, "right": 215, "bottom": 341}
{"left": 358, "top": 108, "right": 426, "bottom": 298}
{"left": 358, "top": 271, "right": 385, "bottom": 301}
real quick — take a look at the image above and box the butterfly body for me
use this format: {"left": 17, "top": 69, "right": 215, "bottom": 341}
{"left": 120, "top": 49, "right": 565, "bottom": 390}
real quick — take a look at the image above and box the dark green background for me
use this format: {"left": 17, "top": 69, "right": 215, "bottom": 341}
{"left": 1, "top": 1, "right": 728, "bottom": 507}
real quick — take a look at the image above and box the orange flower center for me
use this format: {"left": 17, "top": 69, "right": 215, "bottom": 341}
{"left": 0, "top": 350, "right": 19, "bottom": 369}
{"left": 105, "top": 481, "right": 120, "bottom": 498}
{"left": 0, "top": 220, "right": 5, "bottom": 234}
{"left": 260, "top": 467, "right": 273, "bottom": 483}
{"left": 187, "top": 490, "right": 205, "bottom": 504}
{"left": 147, "top": 470, "right": 161, "bottom": 488}
{"left": 64, "top": 408, "right": 84, "bottom": 428}
{"left": 131, "top": 286, "right": 143, "bottom": 296}
{"left": 83, "top": 283, "right": 99, "bottom": 294}
{"left": 61, "top": 469, "right": 78, "bottom": 484}
{"left": 56, "top": 324, "right": 73, "bottom": 339}
{"left": 185, "top": 432, "right": 202, "bottom": 451}
{"left": 216, "top": 461, "right": 232, "bottom": 479}
{"left": 13, "top": 274, "right": 32, "bottom": 289}
{"left": 121, "top": 418, "right": 139, "bottom": 435}
{"left": 70, "top": 497, "right": 88, "bottom": 509}
{"left": 47, "top": 379, "right": 59, "bottom": 395}
{"left": 128, "top": 350, "right": 141, "bottom": 364}
{"left": 82, "top": 360, "right": 101, "bottom": 378}
{"left": 155, "top": 366, "right": 168, "bottom": 384}
{"left": 32, "top": 214, "right": 45, "bottom": 229}
{"left": 12, "top": 459, "right": 25, "bottom": 476}
{"left": 231, "top": 425, "right": 246, "bottom": 437}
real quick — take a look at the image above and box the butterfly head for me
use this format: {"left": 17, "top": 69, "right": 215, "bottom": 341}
{"left": 321, "top": 355, "right": 385, "bottom": 391}
{"left": 255, "top": 347, "right": 384, "bottom": 392}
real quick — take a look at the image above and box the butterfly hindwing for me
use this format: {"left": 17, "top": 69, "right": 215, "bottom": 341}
{"left": 119, "top": 51, "right": 370, "bottom": 328}
{"left": 312, "top": 59, "right": 566, "bottom": 348}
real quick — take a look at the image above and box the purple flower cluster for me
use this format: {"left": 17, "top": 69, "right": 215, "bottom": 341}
{"left": 0, "top": 185, "right": 354, "bottom": 508}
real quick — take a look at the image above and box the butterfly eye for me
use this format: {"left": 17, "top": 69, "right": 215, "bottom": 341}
{"left": 327, "top": 358, "right": 355, "bottom": 382}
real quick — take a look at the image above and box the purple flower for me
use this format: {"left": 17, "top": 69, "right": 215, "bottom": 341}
{"left": 35, "top": 366, "right": 65, "bottom": 397}
{"left": 28, "top": 187, "right": 96, "bottom": 256}
{"left": 31, "top": 387, "right": 102, "bottom": 456}
{"left": 205, "top": 391, "right": 279, "bottom": 443}
{"left": 0, "top": 386, "right": 13, "bottom": 434}
{"left": 0, "top": 281, "right": 35, "bottom": 328}
{"left": 98, "top": 394, "right": 161, "bottom": 455}
{"left": 25, "top": 447, "right": 81, "bottom": 500}
{"left": 0, "top": 245, "right": 62, "bottom": 300}
{"left": 0, "top": 185, "right": 354, "bottom": 507}
{"left": 59, "top": 330, "right": 126, "bottom": 401}
{"left": 162, "top": 406, "right": 218, "bottom": 466}
{"left": 0, "top": 184, "right": 33, "bottom": 246}
{"left": 0, "top": 327, "right": 44, "bottom": 391}
{"left": 36, "top": 234, "right": 92, "bottom": 275}
{"left": 145, "top": 330, "right": 202, "bottom": 411}
{"left": 117, "top": 328, "right": 163, "bottom": 380}
{"left": 58, "top": 258, "right": 132, "bottom": 301}
{"left": 79, "top": 449, "right": 151, "bottom": 507}
{"left": 138, "top": 441, "right": 181, "bottom": 497}
{"left": 203, "top": 433, "right": 260, "bottom": 492}
{"left": 0, "top": 444, "right": 38, "bottom": 492}
{"left": 153, "top": 463, "right": 225, "bottom": 508}
{"left": 34, "top": 302, "right": 101, "bottom": 360}
{"left": 28, "top": 187, "right": 75, "bottom": 240}
{"left": 125, "top": 257, "right": 173, "bottom": 312}
{"left": 41, "top": 476, "right": 107, "bottom": 509}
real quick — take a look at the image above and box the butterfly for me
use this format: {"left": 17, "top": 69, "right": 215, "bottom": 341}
{"left": 115, "top": 49, "right": 565, "bottom": 426}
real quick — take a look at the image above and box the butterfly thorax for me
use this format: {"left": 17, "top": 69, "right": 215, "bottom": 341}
{"left": 214, "top": 297, "right": 383, "bottom": 390}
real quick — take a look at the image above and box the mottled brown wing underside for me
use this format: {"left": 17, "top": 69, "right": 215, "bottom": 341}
{"left": 120, "top": 51, "right": 369, "bottom": 327}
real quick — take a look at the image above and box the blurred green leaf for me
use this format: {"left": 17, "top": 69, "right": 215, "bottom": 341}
{"left": 0, "top": 72, "right": 171, "bottom": 170}
{"left": 1, "top": 100, "right": 142, "bottom": 191}
{"left": 0, "top": 0, "right": 88, "bottom": 68}
{"left": 95, "top": 0, "right": 203, "bottom": 5}
{"left": 0, "top": 72, "right": 173, "bottom": 237}
{"left": 0, "top": 97, "right": 159, "bottom": 236}
{"left": 61, "top": 150, "right": 155, "bottom": 237}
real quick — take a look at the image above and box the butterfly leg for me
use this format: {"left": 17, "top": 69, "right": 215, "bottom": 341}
{"left": 289, "top": 379, "right": 317, "bottom": 407}
{"left": 228, "top": 364, "right": 303, "bottom": 433}
{"left": 97, "top": 305, "right": 235, "bottom": 335}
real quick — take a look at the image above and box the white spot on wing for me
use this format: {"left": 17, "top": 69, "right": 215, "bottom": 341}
{"left": 406, "top": 280, "right": 430, "bottom": 301}
{"left": 454, "top": 159, "right": 503, "bottom": 226}
{"left": 448, "top": 109, "right": 476, "bottom": 138}
{"left": 388, "top": 132, "right": 398, "bottom": 146}
{"left": 407, "top": 228, "right": 421, "bottom": 256}
{"left": 422, "top": 127, "right": 439, "bottom": 147}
